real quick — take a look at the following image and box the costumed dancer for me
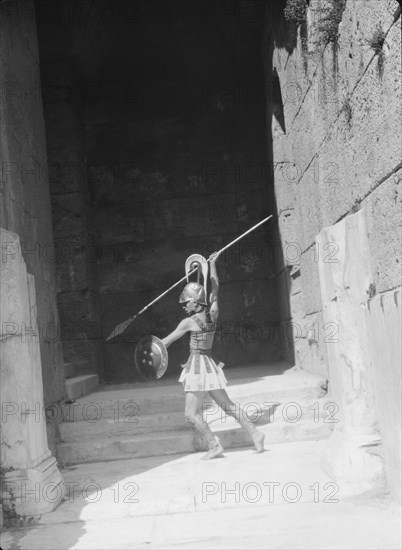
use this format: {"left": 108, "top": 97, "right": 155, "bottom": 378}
{"left": 161, "top": 251, "right": 265, "bottom": 459}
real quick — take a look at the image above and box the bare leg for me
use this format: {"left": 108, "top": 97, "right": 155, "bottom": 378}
{"left": 209, "top": 389, "right": 265, "bottom": 453}
{"left": 185, "top": 392, "right": 224, "bottom": 459}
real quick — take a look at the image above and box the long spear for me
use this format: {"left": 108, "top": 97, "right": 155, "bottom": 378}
{"left": 105, "top": 214, "right": 272, "bottom": 341}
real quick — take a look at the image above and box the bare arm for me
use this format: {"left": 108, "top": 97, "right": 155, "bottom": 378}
{"left": 162, "top": 318, "right": 193, "bottom": 348}
{"left": 209, "top": 252, "right": 221, "bottom": 323}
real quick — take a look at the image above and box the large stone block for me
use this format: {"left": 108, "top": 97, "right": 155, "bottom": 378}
{"left": 174, "top": 149, "right": 267, "bottom": 197}
{"left": 236, "top": 188, "right": 268, "bottom": 228}
{"left": 277, "top": 208, "right": 299, "bottom": 249}
{"left": 272, "top": 1, "right": 401, "bottom": 253}
{"left": 300, "top": 246, "right": 323, "bottom": 316}
{"left": 0, "top": 229, "right": 31, "bottom": 332}
{"left": 276, "top": 267, "right": 292, "bottom": 321}
{"left": 317, "top": 210, "right": 384, "bottom": 487}
{"left": 272, "top": 134, "right": 292, "bottom": 168}
{"left": 95, "top": 205, "right": 145, "bottom": 245}
{"left": 273, "top": 162, "right": 297, "bottom": 212}
{"left": 144, "top": 193, "right": 238, "bottom": 241}
{"left": 277, "top": 0, "right": 399, "bottom": 136}
{"left": 282, "top": 41, "right": 345, "bottom": 181}
{"left": 39, "top": 341, "right": 67, "bottom": 405}
{"left": 272, "top": 36, "right": 315, "bottom": 132}
{"left": 98, "top": 240, "right": 194, "bottom": 294}
{"left": 294, "top": 330, "right": 329, "bottom": 380}
{"left": 58, "top": 289, "right": 99, "bottom": 340}
{"left": 0, "top": 1, "right": 65, "bottom": 420}
{"left": 318, "top": 21, "right": 401, "bottom": 229}
{"left": 0, "top": 1, "right": 39, "bottom": 63}
{"left": 0, "top": 121, "right": 25, "bottom": 204}
{"left": 55, "top": 247, "right": 96, "bottom": 294}
{"left": 0, "top": 57, "right": 45, "bottom": 161}
{"left": 43, "top": 102, "right": 82, "bottom": 132}
{"left": 293, "top": 166, "right": 323, "bottom": 252}
{"left": 363, "top": 170, "right": 401, "bottom": 294}
{"left": 289, "top": 289, "right": 304, "bottom": 323}
{"left": 51, "top": 192, "right": 88, "bottom": 238}
{"left": 220, "top": 234, "right": 275, "bottom": 284}
{"left": 366, "top": 287, "right": 401, "bottom": 502}
{"left": 62, "top": 339, "right": 101, "bottom": 375}
{"left": 47, "top": 146, "right": 86, "bottom": 195}
{"left": 0, "top": 227, "right": 64, "bottom": 518}
{"left": 336, "top": 0, "right": 400, "bottom": 98}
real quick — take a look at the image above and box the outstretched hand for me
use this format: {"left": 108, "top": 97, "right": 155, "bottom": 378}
{"left": 208, "top": 250, "right": 222, "bottom": 264}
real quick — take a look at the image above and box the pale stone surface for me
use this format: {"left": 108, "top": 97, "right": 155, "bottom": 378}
{"left": 273, "top": 163, "right": 296, "bottom": 210}
{"left": 0, "top": 228, "right": 65, "bottom": 517}
{"left": 0, "top": 0, "right": 65, "bottom": 407}
{"left": 65, "top": 374, "right": 100, "bottom": 400}
{"left": 316, "top": 210, "right": 384, "bottom": 485}
{"left": 277, "top": 210, "right": 299, "bottom": 256}
{"left": 1, "top": 441, "right": 400, "bottom": 549}
{"left": 269, "top": 0, "right": 401, "bottom": 384}
{"left": 293, "top": 310, "right": 329, "bottom": 379}
{"left": 366, "top": 288, "right": 402, "bottom": 502}
{"left": 363, "top": 168, "right": 402, "bottom": 293}
{"left": 299, "top": 247, "right": 322, "bottom": 315}
{"left": 56, "top": 366, "right": 329, "bottom": 464}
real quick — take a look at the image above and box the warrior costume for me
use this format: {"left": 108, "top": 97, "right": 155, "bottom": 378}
{"left": 179, "top": 313, "right": 227, "bottom": 392}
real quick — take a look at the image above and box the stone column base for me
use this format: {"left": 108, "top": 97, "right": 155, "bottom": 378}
{"left": 1, "top": 455, "right": 65, "bottom": 519}
{"left": 321, "top": 429, "right": 385, "bottom": 487}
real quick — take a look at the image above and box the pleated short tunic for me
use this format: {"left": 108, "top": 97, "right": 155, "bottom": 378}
{"left": 179, "top": 313, "right": 227, "bottom": 392}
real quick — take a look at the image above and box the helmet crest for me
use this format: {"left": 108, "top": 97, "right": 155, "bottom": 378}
{"left": 181, "top": 254, "right": 208, "bottom": 305}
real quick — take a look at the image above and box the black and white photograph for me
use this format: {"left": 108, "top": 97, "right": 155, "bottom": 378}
{"left": 0, "top": 0, "right": 401, "bottom": 548}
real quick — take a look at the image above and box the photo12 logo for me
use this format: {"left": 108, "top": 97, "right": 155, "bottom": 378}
{"left": 201, "top": 481, "right": 339, "bottom": 504}
{"left": 1, "top": 400, "right": 142, "bottom": 424}
{"left": 0, "top": 479, "right": 140, "bottom": 505}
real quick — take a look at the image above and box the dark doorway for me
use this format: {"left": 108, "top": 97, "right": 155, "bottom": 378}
{"left": 36, "top": 0, "right": 281, "bottom": 383}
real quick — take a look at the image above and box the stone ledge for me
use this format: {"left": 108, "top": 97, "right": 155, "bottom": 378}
{"left": 65, "top": 374, "right": 99, "bottom": 400}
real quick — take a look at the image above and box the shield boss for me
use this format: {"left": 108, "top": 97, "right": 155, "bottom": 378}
{"left": 134, "top": 335, "right": 168, "bottom": 380}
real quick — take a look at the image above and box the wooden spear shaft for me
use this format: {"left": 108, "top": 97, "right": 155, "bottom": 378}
{"left": 105, "top": 214, "right": 272, "bottom": 340}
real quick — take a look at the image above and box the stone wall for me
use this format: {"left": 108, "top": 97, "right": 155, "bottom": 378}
{"left": 34, "top": 1, "right": 281, "bottom": 383}
{"left": 87, "top": 107, "right": 277, "bottom": 382}
{"left": 265, "top": 0, "right": 401, "bottom": 377}
{"left": 265, "top": 0, "right": 401, "bottom": 501}
{"left": 0, "top": 228, "right": 64, "bottom": 520}
{"left": 40, "top": 60, "right": 103, "bottom": 379}
{"left": 0, "top": 0, "right": 66, "bottom": 412}
{"left": 80, "top": 2, "right": 279, "bottom": 382}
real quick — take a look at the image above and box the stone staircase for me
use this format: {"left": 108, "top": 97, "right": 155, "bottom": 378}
{"left": 64, "top": 362, "right": 99, "bottom": 400}
{"left": 57, "top": 365, "right": 334, "bottom": 465}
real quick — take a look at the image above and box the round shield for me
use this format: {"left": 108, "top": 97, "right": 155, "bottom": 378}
{"left": 134, "top": 335, "right": 168, "bottom": 380}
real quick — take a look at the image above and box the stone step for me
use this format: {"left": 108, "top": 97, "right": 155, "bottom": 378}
{"left": 57, "top": 413, "right": 333, "bottom": 465}
{"left": 58, "top": 430, "right": 194, "bottom": 465}
{"left": 57, "top": 368, "right": 332, "bottom": 465}
{"left": 62, "top": 368, "right": 328, "bottom": 421}
{"left": 65, "top": 374, "right": 100, "bottom": 400}
{"left": 63, "top": 362, "right": 75, "bottom": 379}
{"left": 59, "top": 398, "right": 336, "bottom": 443}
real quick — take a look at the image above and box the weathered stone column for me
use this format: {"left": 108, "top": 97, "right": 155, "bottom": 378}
{"left": 366, "top": 288, "right": 401, "bottom": 502}
{"left": 316, "top": 210, "right": 384, "bottom": 486}
{"left": 0, "top": 228, "right": 65, "bottom": 519}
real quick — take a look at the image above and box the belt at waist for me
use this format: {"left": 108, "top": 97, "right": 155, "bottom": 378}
{"left": 186, "top": 349, "right": 213, "bottom": 374}
{"left": 189, "top": 349, "right": 212, "bottom": 355}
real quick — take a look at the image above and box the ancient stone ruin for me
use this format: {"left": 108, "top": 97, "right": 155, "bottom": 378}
{"left": 0, "top": 0, "right": 400, "bottom": 530}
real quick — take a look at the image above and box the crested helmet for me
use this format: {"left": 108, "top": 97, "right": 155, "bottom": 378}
{"left": 179, "top": 282, "right": 207, "bottom": 305}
